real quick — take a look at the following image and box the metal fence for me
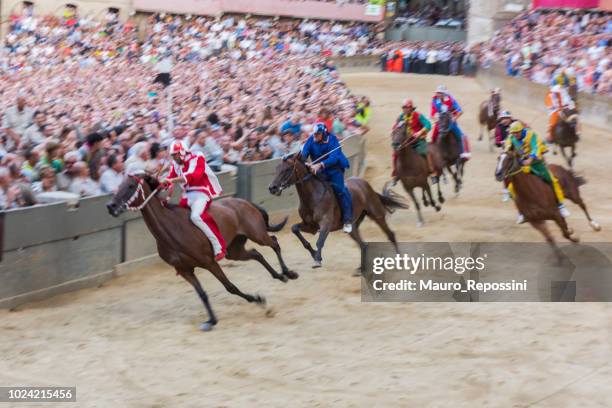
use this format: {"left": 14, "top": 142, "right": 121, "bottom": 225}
{"left": 0, "top": 133, "right": 366, "bottom": 308}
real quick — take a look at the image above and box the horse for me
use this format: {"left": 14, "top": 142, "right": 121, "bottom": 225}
{"left": 436, "top": 109, "right": 465, "bottom": 193}
{"left": 268, "top": 153, "right": 408, "bottom": 269}
{"left": 495, "top": 151, "right": 601, "bottom": 256}
{"left": 552, "top": 107, "right": 579, "bottom": 168}
{"left": 478, "top": 91, "right": 500, "bottom": 152}
{"left": 387, "top": 121, "right": 443, "bottom": 226}
{"left": 106, "top": 173, "right": 298, "bottom": 331}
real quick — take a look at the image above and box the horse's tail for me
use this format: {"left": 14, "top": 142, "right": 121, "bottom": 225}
{"left": 253, "top": 203, "right": 288, "bottom": 232}
{"left": 569, "top": 171, "right": 587, "bottom": 187}
{"left": 378, "top": 187, "right": 410, "bottom": 213}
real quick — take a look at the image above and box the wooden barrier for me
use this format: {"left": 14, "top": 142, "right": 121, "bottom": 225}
{"left": 477, "top": 64, "right": 611, "bottom": 129}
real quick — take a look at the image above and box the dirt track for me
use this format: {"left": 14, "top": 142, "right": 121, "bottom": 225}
{"left": 1, "top": 73, "right": 611, "bottom": 407}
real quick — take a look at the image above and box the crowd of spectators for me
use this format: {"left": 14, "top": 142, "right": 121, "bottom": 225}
{"left": 479, "top": 9, "right": 612, "bottom": 96}
{"left": 379, "top": 41, "right": 476, "bottom": 76}
{"left": 0, "top": 9, "right": 378, "bottom": 210}
{"left": 392, "top": 1, "right": 466, "bottom": 29}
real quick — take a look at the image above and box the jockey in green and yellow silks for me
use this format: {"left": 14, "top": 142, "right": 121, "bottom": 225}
{"left": 504, "top": 121, "right": 570, "bottom": 223}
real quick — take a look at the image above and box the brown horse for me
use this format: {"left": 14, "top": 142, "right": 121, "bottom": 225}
{"left": 268, "top": 154, "right": 407, "bottom": 269}
{"left": 495, "top": 151, "right": 601, "bottom": 255}
{"left": 387, "top": 121, "right": 443, "bottom": 226}
{"left": 478, "top": 91, "right": 500, "bottom": 152}
{"left": 552, "top": 107, "right": 579, "bottom": 168}
{"left": 107, "top": 173, "right": 297, "bottom": 331}
{"left": 436, "top": 109, "right": 465, "bottom": 193}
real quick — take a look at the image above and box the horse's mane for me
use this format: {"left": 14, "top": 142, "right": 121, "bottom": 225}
{"left": 141, "top": 173, "right": 161, "bottom": 190}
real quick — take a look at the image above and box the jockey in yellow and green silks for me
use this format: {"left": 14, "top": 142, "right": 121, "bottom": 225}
{"left": 504, "top": 121, "right": 570, "bottom": 220}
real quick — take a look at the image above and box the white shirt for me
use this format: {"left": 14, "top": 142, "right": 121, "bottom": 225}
{"left": 100, "top": 168, "right": 124, "bottom": 194}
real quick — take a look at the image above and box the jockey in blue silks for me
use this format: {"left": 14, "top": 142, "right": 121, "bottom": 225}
{"left": 430, "top": 84, "right": 471, "bottom": 160}
{"left": 301, "top": 123, "right": 354, "bottom": 233}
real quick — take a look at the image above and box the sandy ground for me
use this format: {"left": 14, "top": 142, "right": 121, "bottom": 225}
{"left": 1, "top": 73, "right": 612, "bottom": 408}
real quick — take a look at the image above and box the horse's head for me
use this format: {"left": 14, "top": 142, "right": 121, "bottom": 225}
{"left": 491, "top": 92, "right": 501, "bottom": 114}
{"left": 561, "top": 108, "right": 579, "bottom": 128}
{"left": 438, "top": 109, "right": 452, "bottom": 137}
{"left": 391, "top": 121, "right": 411, "bottom": 151}
{"left": 268, "top": 152, "right": 308, "bottom": 196}
{"left": 495, "top": 150, "right": 521, "bottom": 182}
{"left": 106, "top": 173, "right": 159, "bottom": 217}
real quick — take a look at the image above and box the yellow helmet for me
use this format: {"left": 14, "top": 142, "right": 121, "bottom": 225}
{"left": 509, "top": 121, "right": 524, "bottom": 134}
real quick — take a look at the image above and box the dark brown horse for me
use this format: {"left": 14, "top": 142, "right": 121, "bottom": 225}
{"left": 495, "top": 151, "right": 601, "bottom": 255}
{"left": 437, "top": 109, "right": 465, "bottom": 193}
{"left": 387, "top": 121, "right": 443, "bottom": 226}
{"left": 478, "top": 91, "right": 500, "bottom": 152}
{"left": 552, "top": 107, "right": 579, "bottom": 168}
{"left": 107, "top": 173, "right": 297, "bottom": 331}
{"left": 268, "top": 154, "right": 407, "bottom": 269}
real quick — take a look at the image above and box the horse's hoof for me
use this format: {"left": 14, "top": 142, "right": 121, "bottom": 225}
{"left": 254, "top": 295, "right": 267, "bottom": 306}
{"left": 590, "top": 221, "right": 602, "bottom": 232}
{"left": 438, "top": 196, "right": 445, "bottom": 204}
{"left": 199, "top": 322, "right": 215, "bottom": 332}
{"left": 435, "top": 206, "right": 441, "bottom": 212}
{"left": 284, "top": 270, "right": 299, "bottom": 280}
{"left": 278, "top": 274, "right": 289, "bottom": 283}
{"left": 312, "top": 260, "right": 322, "bottom": 268}
{"left": 416, "top": 221, "right": 424, "bottom": 228}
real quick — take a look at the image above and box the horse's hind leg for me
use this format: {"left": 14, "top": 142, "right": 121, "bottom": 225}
{"left": 177, "top": 267, "right": 217, "bottom": 331}
{"left": 270, "top": 236, "right": 299, "bottom": 279}
{"left": 291, "top": 223, "right": 317, "bottom": 260}
{"left": 421, "top": 189, "right": 430, "bottom": 207}
{"left": 574, "top": 197, "right": 601, "bottom": 232}
{"left": 208, "top": 262, "right": 266, "bottom": 305}
{"left": 348, "top": 213, "right": 367, "bottom": 276}
{"left": 226, "top": 235, "right": 288, "bottom": 282}
{"left": 370, "top": 215, "right": 399, "bottom": 253}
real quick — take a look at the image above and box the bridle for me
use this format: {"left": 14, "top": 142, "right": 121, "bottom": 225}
{"left": 393, "top": 123, "right": 419, "bottom": 151}
{"left": 498, "top": 152, "right": 523, "bottom": 179}
{"left": 276, "top": 157, "right": 312, "bottom": 193}
{"left": 124, "top": 175, "right": 161, "bottom": 211}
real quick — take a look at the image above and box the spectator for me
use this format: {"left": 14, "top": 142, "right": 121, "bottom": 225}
{"left": 280, "top": 115, "right": 303, "bottom": 137}
{"left": 57, "top": 152, "right": 79, "bottom": 191}
{"left": 2, "top": 96, "right": 33, "bottom": 151}
{"left": 100, "top": 154, "right": 125, "bottom": 194}
{"left": 69, "top": 161, "right": 102, "bottom": 197}
{"left": 32, "top": 166, "right": 58, "bottom": 194}
{"left": 125, "top": 142, "right": 151, "bottom": 174}
{"left": 21, "top": 148, "right": 39, "bottom": 182}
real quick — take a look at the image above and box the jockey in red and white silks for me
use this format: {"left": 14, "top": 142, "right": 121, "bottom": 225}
{"left": 163, "top": 140, "right": 226, "bottom": 260}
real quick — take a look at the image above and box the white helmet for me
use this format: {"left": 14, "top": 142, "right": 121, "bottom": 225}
{"left": 436, "top": 85, "right": 447, "bottom": 94}
{"left": 499, "top": 110, "right": 512, "bottom": 119}
{"left": 169, "top": 140, "right": 188, "bottom": 158}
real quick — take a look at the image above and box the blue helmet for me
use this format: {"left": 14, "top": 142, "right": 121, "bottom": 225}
{"left": 313, "top": 122, "right": 328, "bottom": 136}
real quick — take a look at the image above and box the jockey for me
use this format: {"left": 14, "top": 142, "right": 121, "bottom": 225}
{"left": 504, "top": 121, "right": 570, "bottom": 224}
{"left": 545, "top": 84, "right": 575, "bottom": 144}
{"left": 163, "top": 140, "right": 226, "bottom": 260}
{"left": 301, "top": 123, "right": 354, "bottom": 233}
{"left": 551, "top": 67, "right": 577, "bottom": 90}
{"left": 488, "top": 87, "right": 501, "bottom": 117}
{"left": 430, "top": 85, "right": 471, "bottom": 159}
{"left": 494, "top": 110, "right": 514, "bottom": 147}
{"left": 391, "top": 99, "right": 436, "bottom": 183}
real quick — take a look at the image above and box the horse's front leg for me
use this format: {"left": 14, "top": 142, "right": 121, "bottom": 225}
{"left": 312, "top": 225, "right": 331, "bottom": 269}
{"left": 291, "top": 223, "right": 317, "bottom": 260}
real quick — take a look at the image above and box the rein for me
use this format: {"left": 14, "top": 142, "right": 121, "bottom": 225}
{"left": 124, "top": 178, "right": 162, "bottom": 211}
